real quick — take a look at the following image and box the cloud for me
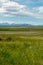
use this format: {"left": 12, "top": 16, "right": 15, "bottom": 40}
{"left": 38, "top": 6, "right": 43, "bottom": 13}
{"left": 0, "top": 0, "right": 27, "bottom": 15}
{"left": 0, "top": 20, "right": 37, "bottom": 25}
{"left": 0, "top": 8, "right": 5, "bottom": 12}
{"left": 0, "top": 0, "right": 43, "bottom": 18}
{"left": 0, "top": 0, "right": 7, "bottom": 2}
{"left": 33, "top": 6, "right": 43, "bottom": 13}
{"left": 0, "top": 20, "right": 43, "bottom": 25}
{"left": 33, "top": 6, "right": 43, "bottom": 18}
{"left": 0, "top": 21, "right": 15, "bottom": 24}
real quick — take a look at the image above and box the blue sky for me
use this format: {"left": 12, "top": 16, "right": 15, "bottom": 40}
{"left": 0, "top": 0, "right": 43, "bottom": 25}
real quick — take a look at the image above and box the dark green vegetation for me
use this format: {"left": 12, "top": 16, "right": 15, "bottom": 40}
{"left": 0, "top": 27, "right": 43, "bottom": 65}
{"left": 0, "top": 26, "right": 43, "bottom": 31}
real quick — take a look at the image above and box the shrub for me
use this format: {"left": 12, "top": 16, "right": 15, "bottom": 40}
{"left": 0, "top": 38, "right": 3, "bottom": 41}
{"left": 6, "top": 37, "right": 12, "bottom": 41}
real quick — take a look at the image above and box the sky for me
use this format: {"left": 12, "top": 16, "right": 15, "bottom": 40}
{"left": 0, "top": 0, "right": 43, "bottom": 25}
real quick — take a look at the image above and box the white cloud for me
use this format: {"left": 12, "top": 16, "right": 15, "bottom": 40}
{"left": 0, "top": 0, "right": 8, "bottom": 2}
{"left": 0, "top": 8, "right": 6, "bottom": 12}
{"left": 0, "top": 21, "right": 43, "bottom": 25}
{"left": 0, "top": 0, "right": 43, "bottom": 18}
{"left": 33, "top": 6, "right": 43, "bottom": 13}
{"left": 32, "top": 6, "right": 43, "bottom": 18}
{"left": 38, "top": 7, "right": 43, "bottom": 13}
{"left": 0, "top": 21, "right": 15, "bottom": 24}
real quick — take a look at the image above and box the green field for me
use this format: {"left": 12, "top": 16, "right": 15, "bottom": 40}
{"left": 0, "top": 26, "right": 43, "bottom": 31}
{"left": 0, "top": 27, "right": 43, "bottom": 65}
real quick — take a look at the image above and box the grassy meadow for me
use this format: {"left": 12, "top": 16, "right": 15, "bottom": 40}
{"left": 0, "top": 27, "right": 43, "bottom": 65}
{"left": 0, "top": 26, "right": 43, "bottom": 31}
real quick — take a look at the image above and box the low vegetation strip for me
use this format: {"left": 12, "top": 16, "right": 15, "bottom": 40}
{"left": 0, "top": 26, "right": 43, "bottom": 31}
{"left": 0, "top": 31, "right": 43, "bottom": 35}
{"left": 0, "top": 34, "right": 43, "bottom": 65}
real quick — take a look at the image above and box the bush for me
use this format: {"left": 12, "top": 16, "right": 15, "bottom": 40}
{"left": 0, "top": 38, "right": 3, "bottom": 41}
{"left": 6, "top": 37, "right": 12, "bottom": 41}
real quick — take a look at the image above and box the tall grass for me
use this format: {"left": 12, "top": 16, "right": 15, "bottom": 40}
{"left": 0, "top": 34, "right": 43, "bottom": 65}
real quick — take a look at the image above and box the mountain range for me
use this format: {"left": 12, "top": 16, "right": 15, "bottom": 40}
{"left": 0, "top": 23, "right": 43, "bottom": 26}
{"left": 0, "top": 23, "right": 32, "bottom": 26}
